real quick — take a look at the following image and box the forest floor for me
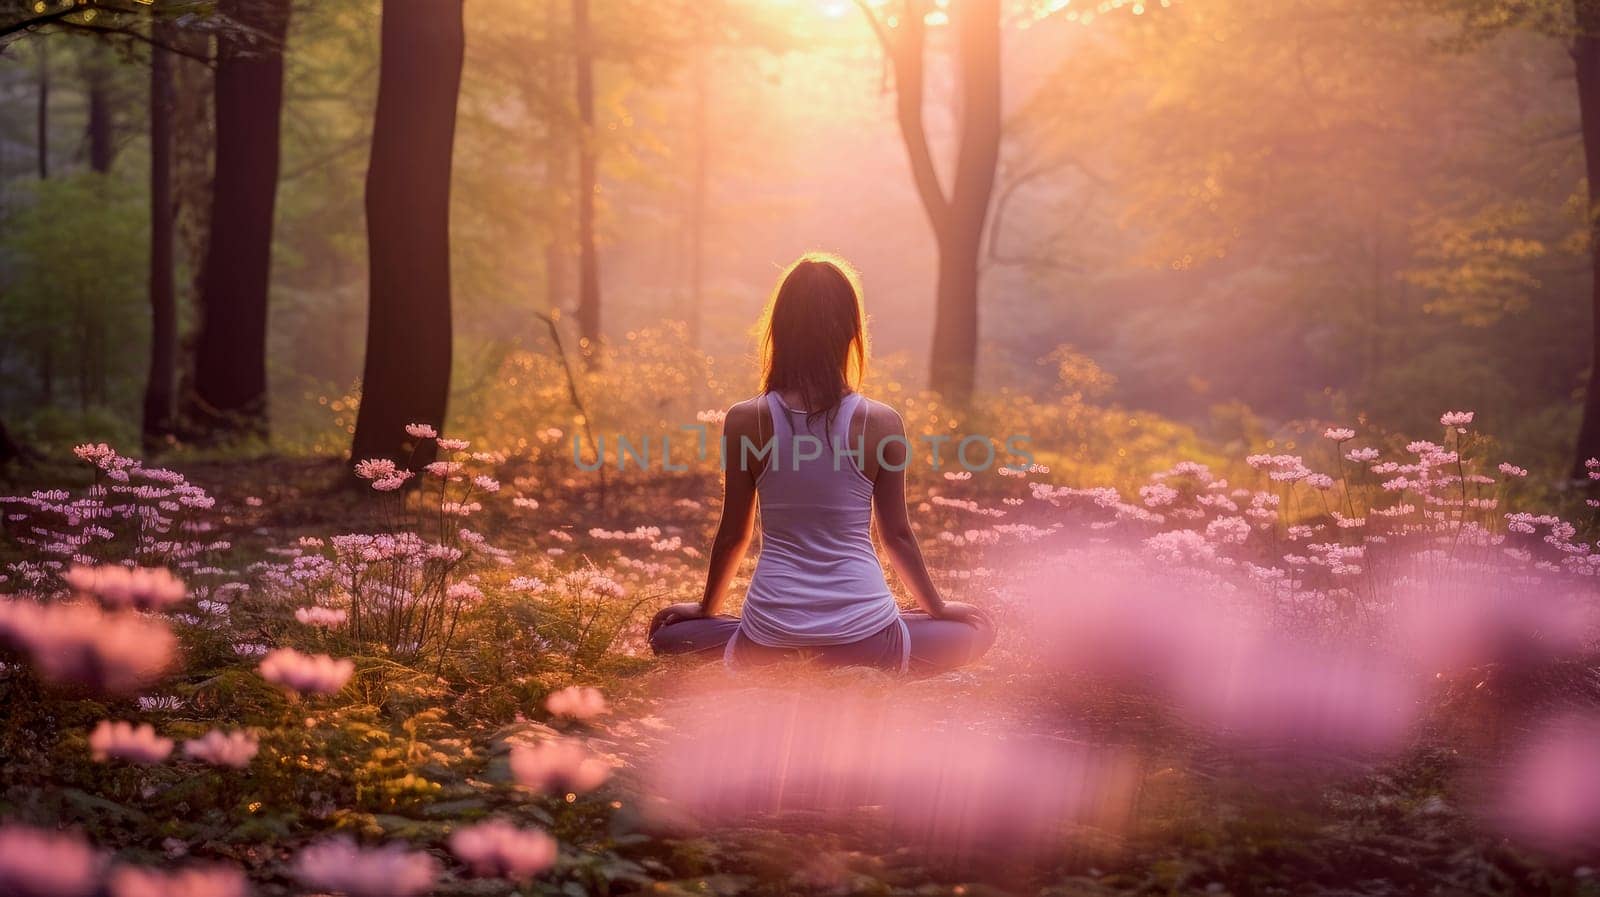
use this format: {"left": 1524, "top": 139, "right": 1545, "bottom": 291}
{"left": 1, "top": 452, "right": 1596, "bottom": 897}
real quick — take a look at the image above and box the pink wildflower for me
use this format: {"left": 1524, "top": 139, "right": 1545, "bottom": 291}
{"left": 1498, "top": 716, "right": 1600, "bottom": 851}
{"left": 258, "top": 648, "right": 354, "bottom": 695}
{"left": 0, "top": 600, "right": 176, "bottom": 694}
{"left": 353, "top": 458, "right": 399, "bottom": 480}
{"left": 89, "top": 720, "right": 173, "bottom": 764}
{"left": 1204, "top": 516, "right": 1252, "bottom": 545}
{"left": 183, "top": 730, "right": 260, "bottom": 768}
{"left": 437, "top": 437, "right": 470, "bottom": 452}
{"left": 425, "top": 461, "right": 464, "bottom": 478}
{"left": 292, "top": 837, "right": 439, "bottom": 897}
{"left": 294, "top": 606, "right": 348, "bottom": 628}
{"left": 0, "top": 824, "right": 103, "bottom": 897}
{"left": 64, "top": 564, "right": 186, "bottom": 611}
{"left": 1323, "top": 427, "right": 1355, "bottom": 442}
{"left": 1440, "top": 410, "right": 1475, "bottom": 428}
{"left": 1498, "top": 462, "right": 1529, "bottom": 478}
{"left": 546, "top": 685, "right": 609, "bottom": 721}
{"left": 372, "top": 472, "right": 413, "bottom": 492}
{"left": 448, "top": 820, "right": 557, "bottom": 881}
{"left": 107, "top": 864, "right": 247, "bottom": 897}
{"left": 510, "top": 738, "right": 611, "bottom": 794}
{"left": 404, "top": 423, "right": 438, "bottom": 439}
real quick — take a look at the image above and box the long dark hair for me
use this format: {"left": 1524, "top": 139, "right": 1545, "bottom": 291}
{"left": 758, "top": 253, "right": 869, "bottom": 423}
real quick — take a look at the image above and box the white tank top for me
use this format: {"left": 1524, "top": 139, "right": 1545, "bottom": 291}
{"left": 736, "top": 391, "right": 901, "bottom": 647}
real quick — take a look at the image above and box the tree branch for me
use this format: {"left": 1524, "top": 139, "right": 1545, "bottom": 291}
{"left": 885, "top": 0, "right": 950, "bottom": 239}
{"left": 56, "top": 20, "right": 214, "bottom": 64}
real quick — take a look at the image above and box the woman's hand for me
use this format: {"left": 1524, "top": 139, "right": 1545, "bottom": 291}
{"left": 931, "top": 601, "right": 993, "bottom": 628}
{"left": 649, "top": 601, "right": 707, "bottom": 636}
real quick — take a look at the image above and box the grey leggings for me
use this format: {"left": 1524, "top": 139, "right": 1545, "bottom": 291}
{"left": 649, "top": 613, "right": 996, "bottom": 675}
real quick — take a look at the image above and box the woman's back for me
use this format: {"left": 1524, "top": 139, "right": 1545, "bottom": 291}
{"left": 647, "top": 252, "right": 994, "bottom": 675}
{"left": 737, "top": 390, "right": 900, "bottom": 646}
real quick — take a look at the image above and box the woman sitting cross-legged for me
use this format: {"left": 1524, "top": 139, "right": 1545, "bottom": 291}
{"left": 648, "top": 253, "right": 996, "bottom": 675}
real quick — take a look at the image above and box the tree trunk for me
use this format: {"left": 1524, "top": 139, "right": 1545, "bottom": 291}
{"left": 36, "top": 41, "right": 48, "bottom": 179}
{"left": 929, "top": 0, "right": 1000, "bottom": 404}
{"left": 349, "top": 0, "right": 464, "bottom": 470}
{"left": 0, "top": 415, "right": 20, "bottom": 463}
{"left": 83, "top": 43, "right": 114, "bottom": 173}
{"left": 572, "top": 0, "right": 601, "bottom": 364}
{"left": 687, "top": 31, "right": 709, "bottom": 351}
{"left": 189, "top": 0, "right": 289, "bottom": 440}
{"left": 144, "top": 21, "right": 178, "bottom": 452}
{"left": 1574, "top": 4, "right": 1600, "bottom": 476}
{"left": 172, "top": 24, "right": 214, "bottom": 416}
{"left": 877, "top": 0, "right": 1000, "bottom": 405}
{"left": 528, "top": 0, "right": 571, "bottom": 315}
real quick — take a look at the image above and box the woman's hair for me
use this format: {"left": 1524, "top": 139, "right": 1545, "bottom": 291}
{"left": 758, "top": 252, "right": 869, "bottom": 419}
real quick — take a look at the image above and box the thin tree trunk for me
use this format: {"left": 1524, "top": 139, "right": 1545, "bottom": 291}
{"left": 533, "top": 54, "right": 571, "bottom": 312}
{"left": 84, "top": 43, "right": 114, "bottom": 173}
{"left": 926, "top": 0, "right": 1000, "bottom": 404}
{"left": 189, "top": 0, "right": 289, "bottom": 439}
{"left": 144, "top": 20, "right": 178, "bottom": 452}
{"left": 867, "top": 0, "right": 1000, "bottom": 405}
{"left": 0, "top": 418, "right": 23, "bottom": 469}
{"left": 36, "top": 41, "right": 48, "bottom": 179}
{"left": 572, "top": 0, "right": 601, "bottom": 364}
{"left": 1573, "top": 3, "right": 1600, "bottom": 476}
{"left": 687, "top": 32, "right": 709, "bottom": 351}
{"left": 349, "top": 0, "right": 464, "bottom": 470}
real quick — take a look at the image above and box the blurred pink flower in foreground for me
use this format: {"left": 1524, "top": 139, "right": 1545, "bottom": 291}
{"left": 641, "top": 690, "right": 1137, "bottom": 865}
{"left": 89, "top": 720, "right": 173, "bottom": 764}
{"left": 1014, "top": 566, "right": 1238, "bottom": 688}
{"left": 0, "top": 599, "right": 176, "bottom": 694}
{"left": 1175, "top": 641, "right": 1420, "bottom": 753}
{"left": 1395, "top": 579, "right": 1595, "bottom": 676}
{"left": 1014, "top": 557, "right": 1421, "bottom": 755}
{"left": 1497, "top": 716, "right": 1600, "bottom": 852}
{"left": 292, "top": 837, "right": 438, "bottom": 897}
{"left": 0, "top": 823, "right": 103, "bottom": 897}
{"left": 63, "top": 564, "right": 186, "bottom": 612}
{"left": 510, "top": 738, "right": 611, "bottom": 795}
{"left": 258, "top": 648, "right": 354, "bottom": 695}
{"left": 183, "top": 730, "right": 260, "bottom": 769}
{"left": 294, "top": 606, "right": 347, "bottom": 628}
{"left": 107, "top": 863, "right": 248, "bottom": 897}
{"left": 448, "top": 820, "right": 558, "bottom": 881}
{"left": 546, "top": 685, "right": 608, "bottom": 721}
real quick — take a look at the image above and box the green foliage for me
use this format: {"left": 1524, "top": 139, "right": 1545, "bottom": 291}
{"left": 0, "top": 173, "right": 148, "bottom": 417}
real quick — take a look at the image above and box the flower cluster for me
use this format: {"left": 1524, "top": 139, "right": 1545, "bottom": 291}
{"left": 0, "top": 599, "right": 176, "bottom": 694}
{"left": 259, "top": 647, "right": 355, "bottom": 695}
{"left": 448, "top": 820, "right": 558, "bottom": 881}
{"left": 88, "top": 721, "right": 173, "bottom": 764}
{"left": 292, "top": 837, "right": 439, "bottom": 897}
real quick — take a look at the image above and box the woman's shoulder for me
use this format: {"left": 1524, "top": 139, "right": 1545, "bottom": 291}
{"left": 856, "top": 396, "right": 904, "bottom": 431}
{"left": 721, "top": 396, "right": 766, "bottom": 437}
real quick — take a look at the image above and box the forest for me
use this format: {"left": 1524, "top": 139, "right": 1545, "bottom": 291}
{"left": 0, "top": 0, "right": 1598, "bottom": 895}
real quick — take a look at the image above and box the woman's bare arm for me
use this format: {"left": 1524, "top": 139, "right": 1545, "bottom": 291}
{"left": 698, "top": 400, "right": 760, "bottom": 615}
{"left": 868, "top": 405, "right": 948, "bottom": 617}
{"left": 651, "top": 400, "right": 761, "bottom": 633}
